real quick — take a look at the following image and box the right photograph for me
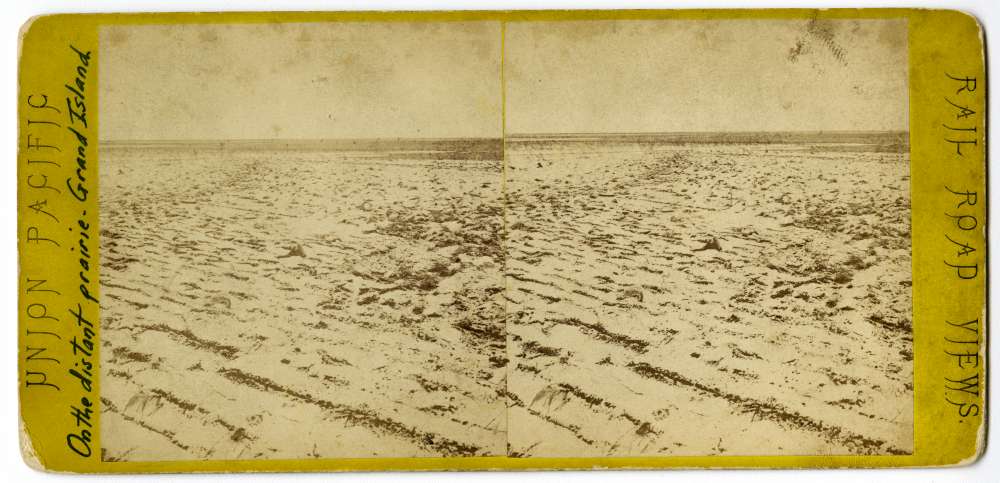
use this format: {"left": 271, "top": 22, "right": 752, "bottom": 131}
{"left": 503, "top": 18, "right": 912, "bottom": 457}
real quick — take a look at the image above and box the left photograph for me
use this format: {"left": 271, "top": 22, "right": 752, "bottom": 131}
{"left": 97, "top": 22, "right": 506, "bottom": 461}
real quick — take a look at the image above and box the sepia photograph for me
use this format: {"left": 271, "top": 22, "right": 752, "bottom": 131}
{"left": 96, "top": 17, "right": 912, "bottom": 462}
{"left": 503, "top": 18, "right": 912, "bottom": 457}
{"left": 98, "top": 21, "right": 507, "bottom": 461}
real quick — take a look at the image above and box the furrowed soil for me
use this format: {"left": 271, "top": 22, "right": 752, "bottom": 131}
{"left": 99, "top": 143, "right": 507, "bottom": 460}
{"left": 504, "top": 139, "right": 912, "bottom": 457}
{"left": 99, "top": 138, "right": 912, "bottom": 460}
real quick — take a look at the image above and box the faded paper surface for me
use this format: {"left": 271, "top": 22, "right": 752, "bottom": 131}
{"left": 503, "top": 19, "right": 912, "bottom": 457}
{"left": 98, "top": 18, "right": 912, "bottom": 461}
{"left": 99, "top": 22, "right": 506, "bottom": 461}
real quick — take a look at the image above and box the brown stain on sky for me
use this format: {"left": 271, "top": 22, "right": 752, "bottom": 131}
{"left": 505, "top": 19, "right": 908, "bottom": 134}
{"left": 102, "top": 19, "right": 905, "bottom": 140}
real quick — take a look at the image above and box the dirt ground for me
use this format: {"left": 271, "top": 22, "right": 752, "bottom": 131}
{"left": 99, "top": 143, "right": 507, "bottom": 460}
{"left": 504, "top": 139, "right": 912, "bottom": 456}
{"left": 99, "top": 138, "right": 912, "bottom": 460}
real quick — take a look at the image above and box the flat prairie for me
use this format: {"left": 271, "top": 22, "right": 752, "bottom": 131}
{"left": 99, "top": 139, "right": 507, "bottom": 460}
{"left": 99, "top": 134, "right": 912, "bottom": 460}
{"left": 504, "top": 134, "right": 912, "bottom": 457}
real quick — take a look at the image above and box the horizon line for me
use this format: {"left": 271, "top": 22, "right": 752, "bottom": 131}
{"left": 99, "top": 129, "right": 909, "bottom": 143}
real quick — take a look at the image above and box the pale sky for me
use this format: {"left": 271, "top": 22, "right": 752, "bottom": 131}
{"left": 101, "top": 19, "right": 907, "bottom": 140}
{"left": 505, "top": 19, "right": 909, "bottom": 134}
{"left": 100, "top": 22, "right": 502, "bottom": 140}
